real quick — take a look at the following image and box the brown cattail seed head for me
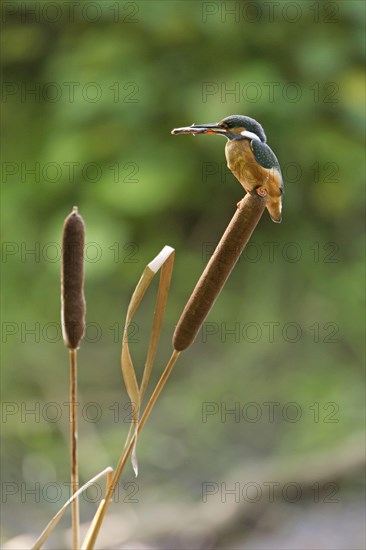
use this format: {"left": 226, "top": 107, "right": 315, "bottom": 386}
{"left": 173, "top": 193, "right": 266, "bottom": 351}
{"left": 61, "top": 207, "right": 86, "bottom": 350}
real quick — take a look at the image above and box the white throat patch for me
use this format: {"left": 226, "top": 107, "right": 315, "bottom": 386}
{"left": 240, "top": 130, "right": 261, "bottom": 141}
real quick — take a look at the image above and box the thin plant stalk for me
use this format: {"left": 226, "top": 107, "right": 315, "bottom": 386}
{"left": 70, "top": 349, "right": 80, "bottom": 550}
{"left": 83, "top": 349, "right": 181, "bottom": 550}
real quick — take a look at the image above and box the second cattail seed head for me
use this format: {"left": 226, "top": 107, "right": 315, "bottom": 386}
{"left": 61, "top": 207, "right": 86, "bottom": 350}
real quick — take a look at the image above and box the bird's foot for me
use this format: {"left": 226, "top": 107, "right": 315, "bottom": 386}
{"left": 256, "top": 186, "right": 267, "bottom": 198}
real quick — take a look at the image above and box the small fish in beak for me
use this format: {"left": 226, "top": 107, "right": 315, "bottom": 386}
{"left": 171, "top": 123, "right": 226, "bottom": 136}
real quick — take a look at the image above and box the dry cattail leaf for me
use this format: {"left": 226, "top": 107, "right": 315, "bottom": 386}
{"left": 173, "top": 193, "right": 266, "bottom": 351}
{"left": 84, "top": 246, "right": 176, "bottom": 548}
{"left": 61, "top": 207, "right": 86, "bottom": 350}
{"left": 121, "top": 245, "right": 175, "bottom": 475}
{"left": 140, "top": 249, "right": 175, "bottom": 400}
{"left": 31, "top": 467, "right": 113, "bottom": 550}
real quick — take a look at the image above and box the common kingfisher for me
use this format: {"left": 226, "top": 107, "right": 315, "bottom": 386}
{"left": 172, "top": 115, "right": 283, "bottom": 223}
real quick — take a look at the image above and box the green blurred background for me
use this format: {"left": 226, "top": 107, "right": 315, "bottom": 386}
{"left": 1, "top": 1, "right": 365, "bottom": 548}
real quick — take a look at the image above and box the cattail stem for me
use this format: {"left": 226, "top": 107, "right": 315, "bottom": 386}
{"left": 69, "top": 349, "right": 80, "bottom": 550}
{"left": 173, "top": 193, "right": 266, "bottom": 351}
{"left": 83, "top": 350, "right": 181, "bottom": 550}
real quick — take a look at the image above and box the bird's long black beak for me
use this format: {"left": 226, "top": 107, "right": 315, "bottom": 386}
{"left": 171, "top": 122, "right": 226, "bottom": 135}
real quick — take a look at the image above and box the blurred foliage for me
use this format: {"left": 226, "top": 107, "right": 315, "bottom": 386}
{"left": 1, "top": 0, "right": 365, "bottom": 546}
